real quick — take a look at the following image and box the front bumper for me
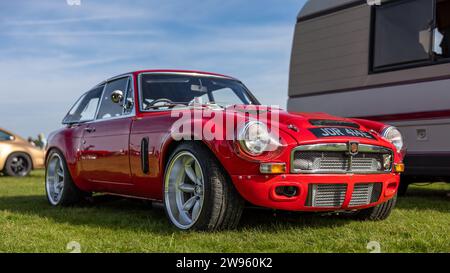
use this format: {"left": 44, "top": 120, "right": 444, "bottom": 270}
{"left": 231, "top": 173, "right": 400, "bottom": 211}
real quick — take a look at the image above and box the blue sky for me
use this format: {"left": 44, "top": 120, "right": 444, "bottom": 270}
{"left": 0, "top": 0, "right": 306, "bottom": 138}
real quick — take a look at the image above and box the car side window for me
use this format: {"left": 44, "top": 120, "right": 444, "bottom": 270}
{"left": 80, "top": 96, "right": 100, "bottom": 122}
{"left": 63, "top": 86, "right": 104, "bottom": 124}
{"left": 96, "top": 77, "right": 129, "bottom": 120}
{"left": 123, "top": 77, "right": 134, "bottom": 115}
{"left": 0, "top": 130, "right": 13, "bottom": 141}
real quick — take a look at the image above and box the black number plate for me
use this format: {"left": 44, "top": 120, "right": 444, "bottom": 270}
{"left": 309, "top": 127, "right": 375, "bottom": 140}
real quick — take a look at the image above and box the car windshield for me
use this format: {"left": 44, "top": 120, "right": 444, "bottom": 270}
{"left": 140, "top": 74, "right": 259, "bottom": 110}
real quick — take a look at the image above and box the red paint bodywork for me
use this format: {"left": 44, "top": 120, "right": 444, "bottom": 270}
{"left": 46, "top": 70, "right": 403, "bottom": 211}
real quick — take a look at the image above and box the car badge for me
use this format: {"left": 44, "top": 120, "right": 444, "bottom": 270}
{"left": 348, "top": 141, "right": 359, "bottom": 156}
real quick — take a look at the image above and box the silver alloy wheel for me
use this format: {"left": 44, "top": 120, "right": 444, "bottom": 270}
{"left": 46, "top": 153, "right": 65, "bottom": 206}
{"left": 164, "top": 151, "right": 205, "bottom": 229}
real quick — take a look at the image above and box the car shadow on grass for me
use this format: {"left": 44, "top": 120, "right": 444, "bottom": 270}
{"left": 0, "top": 187, "right": 448, "bottom": 233}
{"left": 0, "top": 194, "right": 176, "bottom": 234}
{"left": 238, "top": 209, "right": 355, "bottom": 231}
{"left": 0, "top": 194, "right": 354, "bottom": 232}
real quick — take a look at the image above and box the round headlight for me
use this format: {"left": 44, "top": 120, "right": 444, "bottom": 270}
{"left": 382, "top": 126, "right": 404, "bottom": 152}
{"left": 238, "top": 121, "right": 270, "bottom": 155}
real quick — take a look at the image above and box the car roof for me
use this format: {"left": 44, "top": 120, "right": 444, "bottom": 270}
{"left": 89, "top": 69, "right": 238, "bottom": 91}
{"left": 0, "top": 127, "right": 15, "bottom": 136}
{"left": 0, "top": 128, "right": 27, "bottom": 142}
{"left": 134, "top": 69, "right": 235, "bottom": 79}
{"left": 97, "top": 69, "right": 236, "bottom": 85}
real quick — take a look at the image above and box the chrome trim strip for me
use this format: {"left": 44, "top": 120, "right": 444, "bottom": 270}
{"left": 93, "top": 84, "right": 108, "bottom": 121}
{"left": 290, "top": 143, "right": 393, "bottom": 174}
{"left": 122, "top": 76, "right": 131, "bottom": 115}
{"left": 121, "top": 75, "right": 136, "bottom": 116}
{"left": 293, "top": 143, "right": 392, "bottom": 154}
{"left": 292, "top": 169, "right": 389, "bottom": 174}
{"left": 140, "top": 71, "right": 233, "bottom": 79}
{"left": 89, "top": 179, "right": 133, "bottom": 186}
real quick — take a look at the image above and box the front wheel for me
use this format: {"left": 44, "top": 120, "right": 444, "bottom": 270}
{"left": 45, "top": 150, "right": 88, "bottom": 206}
{"left": 355, "top": 195, "right": 397, "bottom": 221}
{"left": 163, "top": 142, "right": 244, "bottom": 231}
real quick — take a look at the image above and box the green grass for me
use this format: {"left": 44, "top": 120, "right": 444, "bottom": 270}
{"left": 0, "top": 170, "right": 449, "bottom": 253}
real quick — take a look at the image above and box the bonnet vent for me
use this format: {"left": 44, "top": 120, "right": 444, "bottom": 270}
{"left": 309, "top": 119, "right": 360, "bottom": 129}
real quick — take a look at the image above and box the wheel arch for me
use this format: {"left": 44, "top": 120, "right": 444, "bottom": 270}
{"left": 44, "top": 146, "right": 81, "bottom": 185}
{"left": 160, "top": 138, "right": 233, "bottom": 183}
{"left": 45, "top": 147, "right": 65, "bottom": 167}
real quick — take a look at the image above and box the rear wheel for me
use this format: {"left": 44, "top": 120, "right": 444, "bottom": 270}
{"left": 355, "top": 195, "right": 397, "bottom": 221}
{"left": 163, "top": 142, "right": 244, "bottom": 231}
{"left": 45, "top": 150, "right": 88, "bottom": 206}
{"left": 3, "top": 152, "right": 32, "bottom": 177}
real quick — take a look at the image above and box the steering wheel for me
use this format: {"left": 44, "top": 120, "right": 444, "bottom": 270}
{"left": 145, "top": 98, "right": 174, "bottom": 109}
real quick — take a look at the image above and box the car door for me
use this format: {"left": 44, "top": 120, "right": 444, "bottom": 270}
{"left": 61, "top": 86, "right": 105, "bottom": 191}
{"left": 80, "top": 76, "right": 135, "bottom": 194}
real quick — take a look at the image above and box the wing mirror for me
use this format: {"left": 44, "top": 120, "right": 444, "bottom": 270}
{"left": 111, "top": 90, "right": 124, "bottom": 104}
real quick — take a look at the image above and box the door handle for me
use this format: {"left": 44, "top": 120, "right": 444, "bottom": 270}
{"left": 84, "top": 127, "right": 96, "bottom": 133}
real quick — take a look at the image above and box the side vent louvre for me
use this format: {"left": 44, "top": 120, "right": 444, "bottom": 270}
{"left": 141, "top": 137, "right": 149, "bottom": 174}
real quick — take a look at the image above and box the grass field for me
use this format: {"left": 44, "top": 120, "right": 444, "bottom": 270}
{"left": 0, "top": 170, "right": 449, "bottom": 253}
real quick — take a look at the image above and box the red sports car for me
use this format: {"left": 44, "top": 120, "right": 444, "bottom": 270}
{"left": 45, "top": 70, "right": 405, "bottom": 230}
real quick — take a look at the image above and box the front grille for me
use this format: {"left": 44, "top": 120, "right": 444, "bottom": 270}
{"left": 349, "top": 184, "right": 374, "bottom": 207}
{"left": 306, "top": 183, "right": 382, "bottom": 208}
{"left": 292, "top": 144, "right": 392, "bottom": 174}
{"left": 306, "top": 184, "right": 347, "bottom": 207}
{"left": 349, "top": 183, "right": 382, "bottom": 207}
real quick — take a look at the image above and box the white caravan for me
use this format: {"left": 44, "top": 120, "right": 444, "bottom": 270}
{"left": 288, "top": 0, "right": 450, "bottom": 193}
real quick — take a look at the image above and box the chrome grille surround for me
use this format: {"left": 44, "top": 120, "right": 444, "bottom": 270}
{"left": 291, "top": 143, "right": 393, "bottom": 174}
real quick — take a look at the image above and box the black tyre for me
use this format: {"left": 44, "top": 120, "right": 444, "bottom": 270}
{"left": 45, "top": 150, "right": 89, "bottom": 206}
{"left": 3, "top": 152, "right": 32, "bottom": 177}
{"left": 355, "top": 195, "right": 397, "bottom": 221}
{"left": 163, "top": 142, "right": 244, "bottom": 231}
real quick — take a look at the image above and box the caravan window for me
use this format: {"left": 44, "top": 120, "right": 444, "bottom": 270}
{"left": 372, "top": 0, "right": 434, "bottom": 70}
{"left": 371, "top": 0, "right": 450, "bottom": 72}
{"left": 436, "top": 0, "right": 450, "bottom": 58}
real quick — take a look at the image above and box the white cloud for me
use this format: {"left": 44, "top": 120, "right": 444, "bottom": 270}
{"left": 1, "top": 30, "right": 159, "bottom": 37}
{"left": 0, "top": 0, "right": 305, "bottom": 137}
{"left": 4, "top": 15, "right": 134, "bottom": 26}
